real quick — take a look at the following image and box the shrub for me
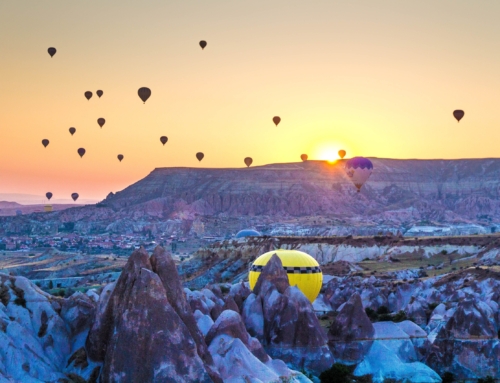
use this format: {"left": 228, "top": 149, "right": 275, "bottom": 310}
{"left": 441, "top": 372, "right": 454, "bottom": 383}
{"left": 428, "top": 302, "right": 439, "bottom": 311}
{"left": 441, "top": 250, "right": 448, "bottom": 255}
{"left": 365, "top": 308, "right": 378, "bottom": 321}
{"left": 392, "top": 310, "right": 407, "bottom": 323}
{"left": 376, "top": 306, "right": 389, "bottom": 315}
{"left": 477, "top": 376, "right": 495, "bottom": 383}
{"left": 319, "top": 363, "right": 352, "bottom": 383}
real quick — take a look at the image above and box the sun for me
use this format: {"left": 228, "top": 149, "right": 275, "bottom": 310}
{"left": 319, "top": 149, "right": 339, "bottom": 163}
{"left": 314, "top": 142, "right": 344, "bottom": 163}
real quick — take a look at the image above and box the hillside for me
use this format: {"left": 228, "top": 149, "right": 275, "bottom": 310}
{"left": 2, "top": 158, "right": 500, "bottom": 235}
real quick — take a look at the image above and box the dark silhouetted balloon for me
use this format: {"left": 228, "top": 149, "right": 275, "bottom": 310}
{"left": 301, "top": 154, "right": 308, "bottom": 162}
{"left": 71, "top": 193, "right": 79, "bottom": 202}
{"left": 338, "top": 150, "right": 346, "bottom": 159}
{"left": 196, "top": 152, "right": 204, "bottom": 162}
{"left": 160, "top": 136, "right": 168, "bottom": 145}
{"left": 46, "top": 192, "right": 53, "bottom": 201}
{"left": 138, "top": 87, "right": 151, "bottom": 103}
{"left": 199, "top": 40, "right": 207, "bottom": 50}
{"left": 273, "top": 116, "right": 281, "bottom": 126}
{"left": 42, "top": 139, "right": 49, "bottom": 148}
{"left": 69, "top": 127, "right": 76, "bottom": 135}
{"left": 117, "top": 154, "right": 123, "bottom": 162}
{"left": 453, "top": 110, "right": 464, "bottom": 122}
{"left": 48, "top": 47, "right": 56, "bottom": 57}
{"left": 97, "top": 118, "right": 105, "bottom": 128}
{"left": 244, "top": 157, "right": 253, "bottom": 167}
{"left": 84, "top": 91, "right": 92, "bottom": 100}
{"left": 96, "top": 90, "right": 103, "bottom": 98}
{"left": 77, "top": 148, "right": 86, "bottom": 158}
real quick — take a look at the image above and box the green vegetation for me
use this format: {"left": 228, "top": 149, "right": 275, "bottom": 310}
{"left": 358, "top": 250, "right": 479, "bottom": 278}
{"left": 319, "top": 363, "right": 372, "bottom": 383}
{"left": 365, "top": 307, "right": 406, "bottom": 323}
{"left": 0, "top": 284, "right": 10, "bottom": 306}
{"left": 441, "top": 372, "right": 454, "bottom": 383}
{"left": 10, "top": 282, "right": 26, "bottom": 308}
{"left": 478, "top": 377, "right": 495, "bottom": 383}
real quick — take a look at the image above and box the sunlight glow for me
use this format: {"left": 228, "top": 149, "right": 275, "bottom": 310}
{"left": 315, "top": 142, "right": 345, "bottom": 163}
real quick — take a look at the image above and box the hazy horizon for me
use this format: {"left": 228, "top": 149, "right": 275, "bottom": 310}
{"left": 2, "top": 1, "right": 500, "bottom": 200}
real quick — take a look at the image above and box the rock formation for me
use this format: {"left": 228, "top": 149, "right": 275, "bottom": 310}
{"left": 86, "top": 247, "right": 221, "bottom": 383}
{"left": 328, "top": 293, "right": 375, "bottom": 364}
{"left": 243, "top": 254, "right": 334, "bottom": 374}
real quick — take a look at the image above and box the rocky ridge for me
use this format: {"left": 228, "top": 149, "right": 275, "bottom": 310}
{"left": 3, "top": 159, "right": 500, "bottom": 235}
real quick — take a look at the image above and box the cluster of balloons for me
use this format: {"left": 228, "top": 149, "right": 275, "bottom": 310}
{"left": 44, "top": 191, "right": 79, "bottom": 203}
{"left": 84, "top": 91, "right": 103, "bottom": 101}
{"left": 44, "top": 44, "right": 466, "bottom": 196}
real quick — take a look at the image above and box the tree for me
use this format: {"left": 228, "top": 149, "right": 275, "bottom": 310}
{"left": 319, "top": 363, "right": 352, "bottom": 383}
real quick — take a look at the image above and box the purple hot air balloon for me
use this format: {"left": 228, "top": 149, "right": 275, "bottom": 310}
{"left": 344, "top": 157, "right": 373, "bottom": 192}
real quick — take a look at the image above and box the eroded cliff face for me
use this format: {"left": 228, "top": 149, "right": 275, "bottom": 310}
{"left": 103, "top": 159, "right": 500, "bottom": 219}
{"left": 3, "top": 159, "right": 500, "bottom": 234}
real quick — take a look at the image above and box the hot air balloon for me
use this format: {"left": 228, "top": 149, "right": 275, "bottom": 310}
{"left": 301, "top": 154, "right": 308, "bottom": 162}
{"left": 453, "top": 110, "right": 464, "bottom": 122}
{"left": 71, "top": 193, "right": 79, "bottom": 202}
{"left": 249, "top": 249, "right": 322, "bottom": 303}
{"left": 272, "top": 116, "right": 281, "bottom": 126}
{"left": 69, "top": 127, "right": 76, "bottom": 136}
{"left": 96, "top": 90, "right": 103, "bottom": 98}
{"left": 160, "top": 136, "right": 168, "bottom": 145}
{"left": 97, "top": 118, "right": 105, "bottom": 128}
{"left": 138, "top": 87, "right": 151, "bottom": 103}
{"left": 84, "top": 91, "right": 92, "bottom": 101}
{"left": 47, "top": 47, "right": 56, "bottom": 57}
{"left": 46, "top": 192, "right": 53, "bottom": 201}
{"left": 117, "top": 154, "right": 124, "bottom": 162}
{"left": 77, "top": 148, "right": 86, "bottom": 158}
{"left": 199, "top": 40, "right": 207, "bottom": 50}
{"left": 42, "top": 139, "right": 49, "bottom": 148}
{"left": 338, "top": 150, "right": 346, "bottom": 159}
{"left": 244, "top": 157, "right": 253, "bottom": 167}
{"left": 196, "top": 152, "right": 204, "bottom": 162}
{"left": 344, "top": 157, "right": 373, "bottom": 192}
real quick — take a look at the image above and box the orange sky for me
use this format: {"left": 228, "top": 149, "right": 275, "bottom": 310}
{"left": 1, "top": 1, "right": 500, "bottom": 202}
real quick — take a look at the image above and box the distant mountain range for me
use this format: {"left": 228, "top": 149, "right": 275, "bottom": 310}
{"left": 2, "top": 158, "right": 500, "bottom": 235}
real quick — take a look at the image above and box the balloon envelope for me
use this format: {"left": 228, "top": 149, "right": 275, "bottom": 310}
{"left": 196, "top": 152, "right": 204, "bottom": 161}
{"left": 47, "top": 47, "right": 56, "bottom": 57}
{"left": 244, "top": 157, "right": 253, "bottom": 167}
{"left": 199, "top": 40, "right": 207, "bottom": 49}
{"left": 338, "top": 150, "right": 346, "bottom": 159}
{"left": 300, "top": 154, "right": 308, "bottom": 162}
{"left": 77, "top": 148, "right": 86, "bottom": 158}
{"left": 46, "top": 192, "right": 53, "bottom": 201}
{"left": 84, "top": 91, "right": 92, "bottom": 100}
{"left": 160, "top": 136, "right": 168, "bottom": 145}
{"left": 249, "top": 250, "right": 322, "bottom": 303}
{"left": 344, "top": 157, "right": 373, "bottom": 192}
{"left": 69, "top": 127, "right": 76, "bottom": 135}
{"left": 42, "top": 139, "right": 49, "bottom": 148}
{"left": 96, "top": 90, "right": 103, "bottom": 98}
{"left": 97, "top": 118, "right": 105, "bottom": 128}
{"left": 117, "top": 154, "right": 124, "bottom": 162}
{"left": 71, "top": 193, "right": 79, "bottom": 202}
{"left": 453, "top": 110, "right": 464, "bottom": 122}
{"left": 272, "top": 116, "right": 281, "bottom": 126}
{"left": 138, "top": 87, "right": 151, "bottom": 103}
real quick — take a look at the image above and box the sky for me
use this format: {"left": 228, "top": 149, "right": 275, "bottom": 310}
{"left": 1, "top": 1, "right": 500, "bottom": 202}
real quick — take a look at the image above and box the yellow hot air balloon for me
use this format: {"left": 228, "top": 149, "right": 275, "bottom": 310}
{"left": 249, "top": 249, "right": 322, "bottom": 303}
